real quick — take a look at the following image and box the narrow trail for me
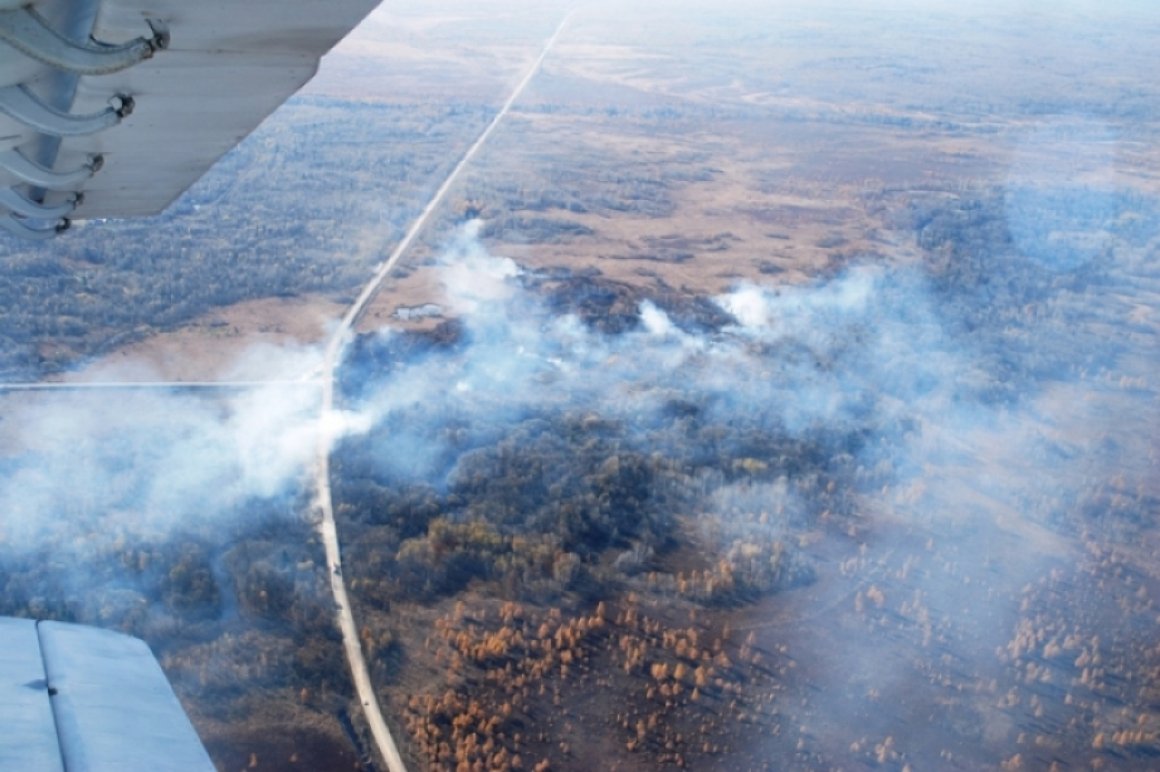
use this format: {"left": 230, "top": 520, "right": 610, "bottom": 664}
{"left": 311, "top": 13, "right": 575, "bottom": 772}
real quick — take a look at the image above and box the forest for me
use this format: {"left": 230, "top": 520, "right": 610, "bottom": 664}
{"left": 0, "top": 485, "right": 367, "bottom": 766}
{"left": 321, "top": 178, "right": 1160, "bottom": 768}
{"left": 0, "top": 97, "right": 489, "bottom": 378}
{"left": 0, "top": 168, "right": 1156, "bottom": 768}
{"left": 0, "top": 92, "right": 721, "bottom": 381}
{"left": 0, "top": 18, "right": 1156, "bottom": 759}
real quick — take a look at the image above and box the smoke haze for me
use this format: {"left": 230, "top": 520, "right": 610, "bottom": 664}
{"left": 3, "top": 196, "right": 1152, "bottom": 600}
{"left": 0, "top": 190, "right": 1155, "bottom": 765}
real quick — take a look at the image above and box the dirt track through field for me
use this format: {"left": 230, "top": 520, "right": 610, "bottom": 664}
{"left": 310, "top": 12, "right": 575, "bottom": 771}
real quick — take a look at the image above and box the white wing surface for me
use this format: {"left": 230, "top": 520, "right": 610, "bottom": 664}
{"left": 0, "top": 617, "right": 216, "bottom": 771}
{"left": 0, "top": 0, "right": 383, "bottom": 237}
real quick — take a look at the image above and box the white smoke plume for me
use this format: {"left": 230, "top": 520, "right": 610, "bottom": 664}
{"left": 0, "top": 201, "right": 1154, "bottom": 766}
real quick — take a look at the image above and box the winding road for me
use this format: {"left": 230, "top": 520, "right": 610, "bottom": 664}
{"left": 311, "top": 13, "right": 574, "bottom": 772}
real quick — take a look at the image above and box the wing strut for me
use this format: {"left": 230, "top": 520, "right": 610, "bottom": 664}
{"left": 0, "top": 8, "right": 164, "bottom": 75}
{"left": 0, "top": 147, "right": 100, "bottom": 187}
{"left": 0, "top": 186, "right": 77, "bottom": 217}
{"left": 0, "top": 213, "right": 67, "bottom": 239}
{"left": 0, "top": 3, "right": 164, "bottom": 239}
{"left": 0, "top": 85, "right": 131, "bottom": 136}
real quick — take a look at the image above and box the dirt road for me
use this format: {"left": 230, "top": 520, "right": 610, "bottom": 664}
{"left": 310, "top": 13, "right": 575, "bottom": 771}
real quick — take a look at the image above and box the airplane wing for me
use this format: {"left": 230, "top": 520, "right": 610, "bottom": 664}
{"left": 0, "top": 0, "right": 383, "bottom": 238}
{"left": 0, "top": 617, "right": 215, "bottom": 771}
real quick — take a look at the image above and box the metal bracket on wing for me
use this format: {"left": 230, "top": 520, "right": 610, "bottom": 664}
{"left": 0, "top": 7, "right": 164, "bottom": 75}
{"left": 0, "top": 85, "right": 131, "bottom": 136}
{"left": 0, "top": 212, "right": 68, "bottom": 240}
{"left": 0, "top": 147, "right": 100, "bottom": 187}
{"left": 0, "top": 184, "right": 79, "bottom": 240}
{"left": 0, "top": 6, "right": 167, "bottom": 240}
{"left": 0, "top": 186, "right": 78, "bottom": 218}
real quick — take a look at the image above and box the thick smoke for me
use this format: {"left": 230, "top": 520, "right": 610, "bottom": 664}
{"left": 0, "top": 206, "right": 1150, "bottom": 569}
{"left": 0, "top": 340, "right": 382, "bottom": 644}
{"left": 336, "top": 207, "right": 1156, "bottom": 765}
{"left": 0, "top": 183, "right": 1154, "bottom": 763}
{"left": 0, "top": 366, "right": 368, "bottom": 544}
{"left": 324, "top": 201, "right": 1157, "bottom": 545}
{"left": 343, "top": 225, "right": 1025, "bottom": 511}
{"left": 323, "top": 217, "right": 1147, "bottom": 632}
